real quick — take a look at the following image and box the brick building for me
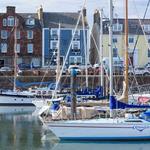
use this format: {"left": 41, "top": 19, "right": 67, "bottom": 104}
{"left": 0, "top": 6, "right": 42, "bottom": 68}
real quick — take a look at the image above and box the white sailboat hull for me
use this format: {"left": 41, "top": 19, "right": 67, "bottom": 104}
{"left": 47, "top": 119, "right": 150, "bottom": 140}
{"left": 0, "top": 95, "right": 35, "bottom": 106}
{"left": 0, "top": 91, "right": 35, "bottom": 106}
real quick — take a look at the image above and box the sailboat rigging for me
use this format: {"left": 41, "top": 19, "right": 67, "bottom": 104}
{"left": 40, "top": 0, "right": 150, "bottom": 141}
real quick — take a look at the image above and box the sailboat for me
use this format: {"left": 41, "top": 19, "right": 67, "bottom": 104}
{"left": 0, "top": 17, "right": 35, "bottom": 106}
{"left": 41, "top": 0, "right": 150, "bottom": 140}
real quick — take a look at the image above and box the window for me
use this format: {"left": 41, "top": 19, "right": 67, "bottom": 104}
{"left": 76, "top": 56, "right": 82, "bottom": 64}
{"left": 3, "top": 19, "right": 7, "bottom": 26}
{"left": 113, "top": 48, "right": 118, "bottom": 57}
{"left": 27, "top": 30, "right": 33, "bottom": 39}
{"left": 51, "top": 41, "right": 58, "bottom": 49}
{"left": 143, "top": 25, "right": 150, "bottom": 32}
{"left": 1, "top": 43, "right": 7, "bottom": 53}
{"left": 26, "top": 18, "right": 35, "bottom": 25}
{"left": 1, "top": 30, "right": 8, "bottom": 39}
{"left": 16, "top": 44, "right": 20, "bottom": 53}
{"left": 27, "top": 44, "right": 33, "bottom": 53}
{"left": 16, "top": 30, "right": 20, "bottom": 39}
{"left": 113, "top": 23, "right": 123, "bottom": 32}
{"left": 72, "top": 30, "right": 80, "bottom": 39}
{"left": 69, "top": 56, "right": 82, "bottom": 65}
{"left": 148, "top": 39, "right": 150, "bottom": 43}
{"left": 69, "top": 56, "right": 75, "bottom": 64}
{"left": 148, "top": 49, "right": 150, "bottom": 57}
{"left": 51, "top": 29, "right": 58, "bottom": 39}
{"left": 7, "top": 16, "right": 14, "bottom": 26}
{"left": 72, "top": 41, "right": 80, "bottom": 52}
{"left": 113, "top": 38, "right": 117, "bottom": 43}
{"left": 129, "top": 37, "right": 134, "bottom": 43}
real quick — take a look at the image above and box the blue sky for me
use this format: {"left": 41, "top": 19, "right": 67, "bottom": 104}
{"left": 0, "top": 0, "right": 150, "bottom": 27}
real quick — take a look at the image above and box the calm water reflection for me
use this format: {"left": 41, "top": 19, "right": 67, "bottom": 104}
{"left": 0, "top": 106, "right": 150, "bottom": 150}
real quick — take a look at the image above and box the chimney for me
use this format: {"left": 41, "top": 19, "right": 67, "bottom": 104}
{"left": 37, "top": 5, "right": 43, "bottom": 20}
{"left": 7, "top": 6, "right": 16, "bottom": 14}
{"left": 94, "top": 9, "right": 100, "bottom": 25}
{"left": 83, "top": 7, "right": 86, "bottom": 17}
{"left": 37, "top": 5, "right": 44, "bottom": 27}
{"left": 82, "top": 7, "right": 88, "bottom": 26}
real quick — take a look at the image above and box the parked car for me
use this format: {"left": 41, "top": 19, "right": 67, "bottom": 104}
{"left": 0, "top": 67, "right": 12, "bottom": 72}
{"left": 128, "top": 67, "right": 150, "bottom": 76}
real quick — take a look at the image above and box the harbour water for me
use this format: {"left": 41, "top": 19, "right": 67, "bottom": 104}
{"left": 0, "top": 106, "right": 150, "bottom": 150}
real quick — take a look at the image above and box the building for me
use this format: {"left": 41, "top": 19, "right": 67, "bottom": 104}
{"left": 40, "top": 7, "right": 89, "bottom": 68}
{"left": 0, "top": 6, "right": 42, "bottom": 68}
{"left": 91, "top": 10, "right": 150, "bottom": 67}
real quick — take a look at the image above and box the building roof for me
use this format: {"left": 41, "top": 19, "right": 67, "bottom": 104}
{"left": 43, "top": 12, "right": 88, "bottom": 28}
{"left": 103, "top": 18, "right": 150, "bottom": 35}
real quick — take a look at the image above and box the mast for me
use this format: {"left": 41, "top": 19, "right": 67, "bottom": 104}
{"left": 109, "top": 0, "right": 114, "bottom": 117}
{"left": 124, "top": 0, "right": 129, "bottom": 104}
{"left": 82, "top": 7, "right": 88, "bottom": 87}
{"left": 100, "top": 9, "right": 104, "bottom": 95}
{"left": 56, "top": 23, "right": 61, "bottom": 85}
{"left": 13, "top": 17, "right": 17, "bottom": 92}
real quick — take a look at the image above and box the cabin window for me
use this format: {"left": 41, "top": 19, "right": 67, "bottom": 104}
{"left": 7, "top": 16, "right": 15, "bottom": 26}
{"left": 1, "top": 43, "right": 7, "bottom": 53}
{"left": 1, "top": 30, "right": 8, "bottom": 39}
{"left": 3, "top": 18, "right": 7, "bottom": 26}
{"left": 125, "top": 120, "right": 143, "bottom": 123}
{"left": 27, "top": 43, "right": 33, "bottom": 53}
{"left": 27, "top": 30, "right": 33, "bottom": 39}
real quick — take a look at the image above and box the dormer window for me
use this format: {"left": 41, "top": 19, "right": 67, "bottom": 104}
{"left": 72, "top": 30, "right": 80, "bottom": 39}
{"left": 7, "top": 16, "right": 14, "bottom": 26}
{"left": 113, "top": 23, "right": 123, "bottom": 32}
{"left": 26, "top": 17, "right": 35, "bottom": 26}
{"left": 143, "top": 25, "right": 150, "bottom": 32}
{"left": 51, "top": 29, "right": 58, "bottom": 39}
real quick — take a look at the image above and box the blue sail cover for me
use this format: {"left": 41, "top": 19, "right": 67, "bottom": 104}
{"left": 110, "top": 95, "right": 150, "bottom": 109}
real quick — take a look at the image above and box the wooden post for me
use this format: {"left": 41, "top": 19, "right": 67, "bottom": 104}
{"left": 71, "top": 69, "right": 77, "bottom": 120}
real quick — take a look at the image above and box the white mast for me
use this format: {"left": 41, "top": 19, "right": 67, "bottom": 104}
{"left": 82, "top": 8, "right": 88, "bottom": 87}
{"left": 109, "top": 0, "right": 114, "bottom": 117}
{"left": 13, "top": 17, "right": 17, "bottom": 92}
{"left": 56, "top": 23, "right": 61, "bottom": 85}
{"left": 100, "top": 9, "right": 104, "bottom": 93}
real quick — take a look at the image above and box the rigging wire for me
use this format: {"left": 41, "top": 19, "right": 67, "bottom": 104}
{"left": 128, "top": 0, "right": 150, "bottom": 97}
